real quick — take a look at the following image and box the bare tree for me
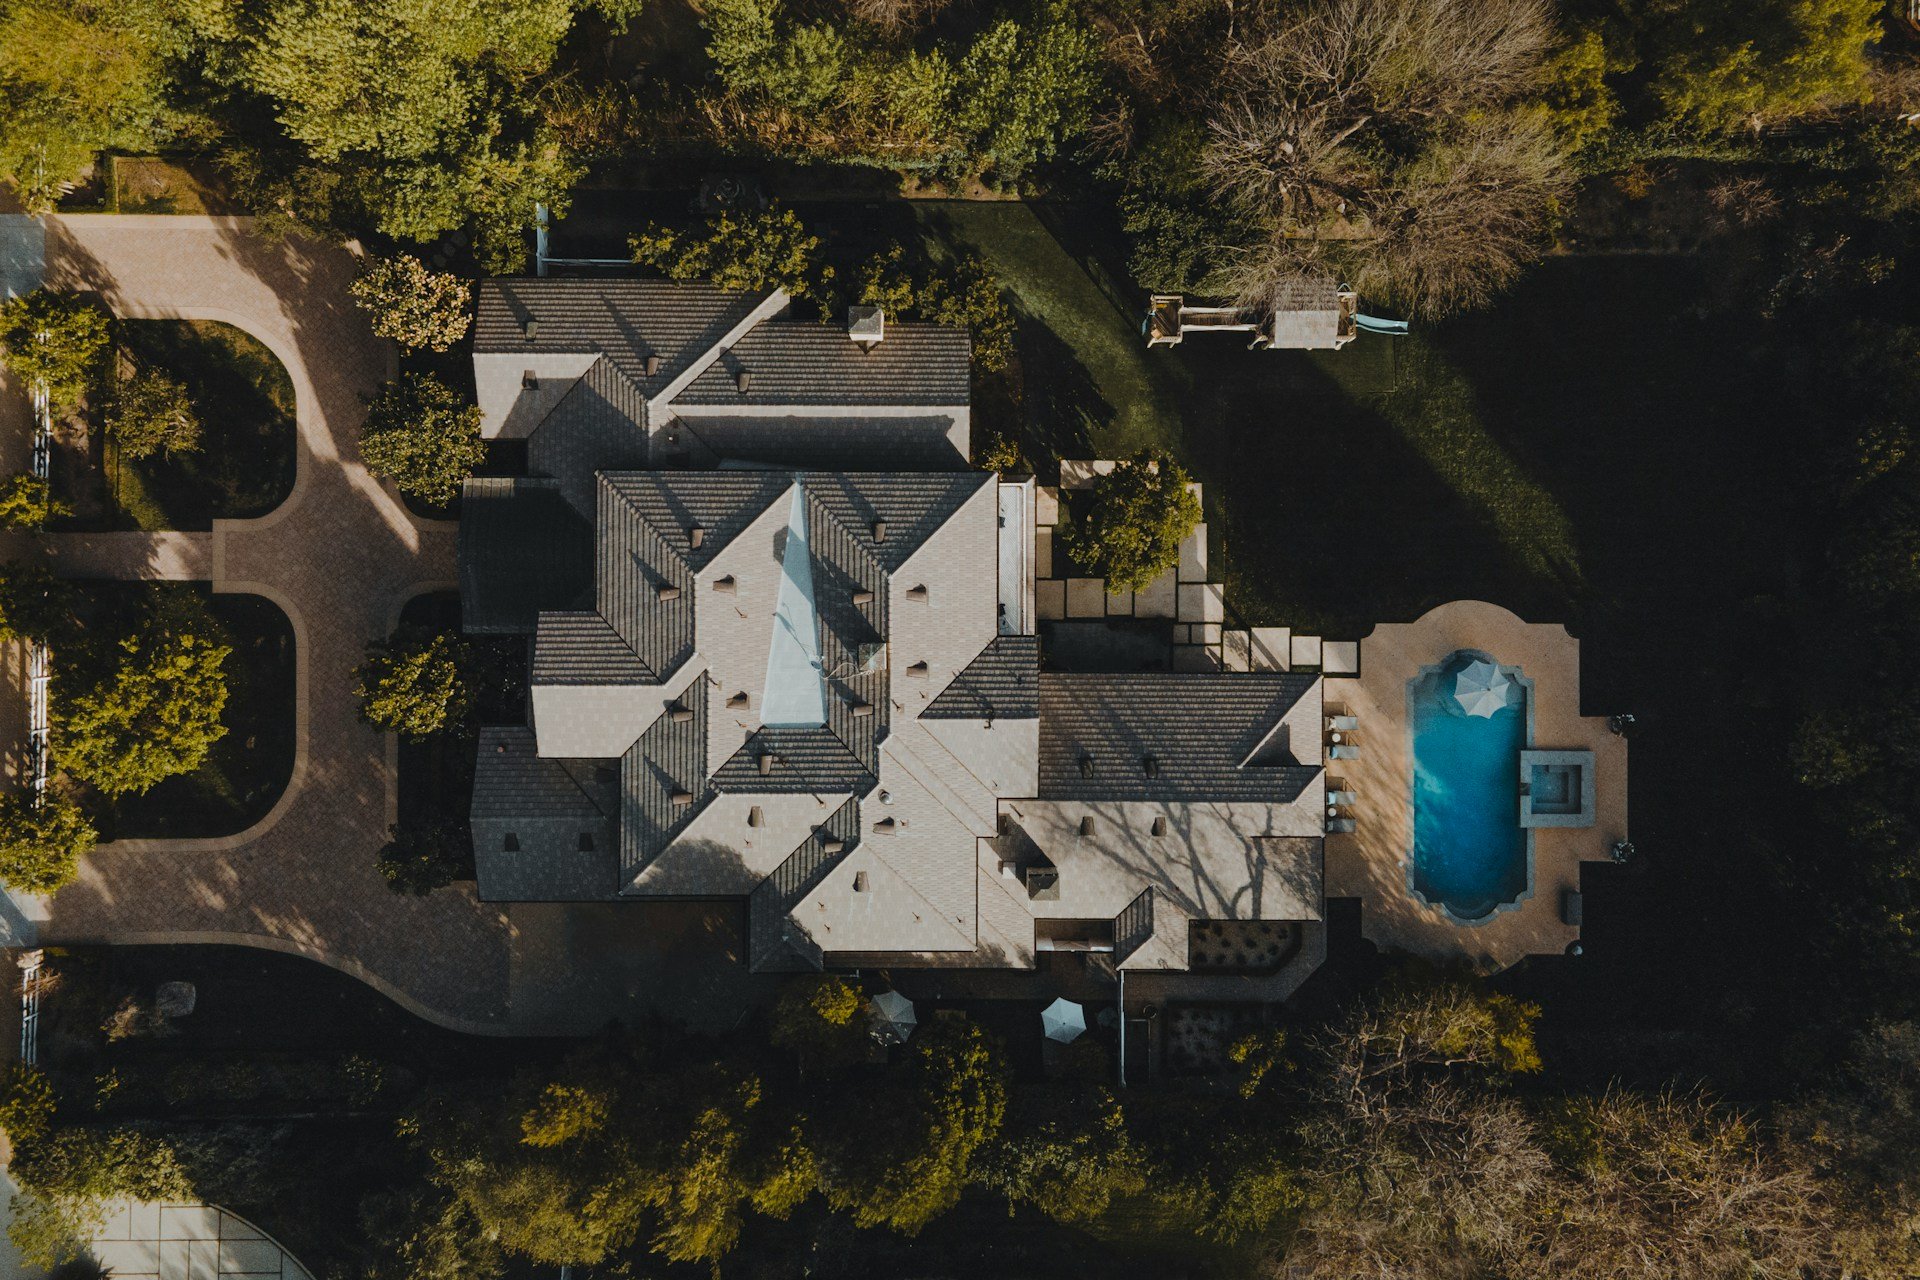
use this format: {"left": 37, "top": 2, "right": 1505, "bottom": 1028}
{"left": 842, "top": 0, "right": 951, "bottom": 38}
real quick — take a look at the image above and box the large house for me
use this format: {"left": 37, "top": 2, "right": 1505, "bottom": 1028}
{"left": 459, "top": 278, "right": 1329, "bottom": 973}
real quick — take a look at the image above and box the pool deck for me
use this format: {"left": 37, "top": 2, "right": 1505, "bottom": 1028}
{"left": 1324, "top": 600, "right": 1628, "bottom": 971}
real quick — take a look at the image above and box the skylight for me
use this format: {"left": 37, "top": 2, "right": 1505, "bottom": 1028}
{"left": 760, "top": 482, "right": 829, "bottom": 728}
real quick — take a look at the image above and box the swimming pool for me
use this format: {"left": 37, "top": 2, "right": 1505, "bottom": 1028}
{"left": 1408, "top": 651, "right": 1530, "bottom": 921}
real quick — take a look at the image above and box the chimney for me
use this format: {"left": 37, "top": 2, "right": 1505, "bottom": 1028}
{"left": 905, "top": 584, "right": 929, "bottom": 603}
{"left": 688, "top": 524, "right": 705, "bottom": 549}
{"left": 645, "top": 352, "right": 662, "bottom": 377}
{"left": 727, "top": 691, "right": 750, "bottom": 710}
{"left": 851, "top": 589, "right": 874, "bottom": 606}
{"left": 735, "top": 369, "right": 752, "bottom": 394}
{"left": 712, "top": 575, "right": 737, "bottom": 593}
{"left": 853, "top": 870, "right": 870, "bottom": 892}
{"left": 822, "top": 837, "right": 845, "bottom": 855}
{"left": 523, "top": 317, "right": 539, "bottom": 340}
{"left": 1078, "top": 754, "right": 1095, "bottom": 779}
{"left": 671, "top": 790, "right": 695, "bottom": 807}
{"left": 668, "top": 703, "right": 695, "bottom": 723}
{"left": 656, "top": 583, "right": 682, "bottom": 601}
{"left": 1079, "top": 815, "right": 1095, "bottom": 837}
{"left": 1151, "top": 815, "right": 1168, "bottom": 837}
{"left": 758, "top": 752, "right": 774, "bottom": 775}
{"left": 998, "top": 859, "right": 1019, "bottom": 880}
{"left": 850, "top": 701, "right": 875, "bottom": 719}
{"left": 871, "top": 519, "right": 887, "bottom": 542}
{"left": 1142, "top": 753, "right": 1159, "bottom": 777}
{"left": 748, "top": 805, "right": 764, "bottom": 828}
{"left": 847, "top": 304, "right": 885, "bottom": 349}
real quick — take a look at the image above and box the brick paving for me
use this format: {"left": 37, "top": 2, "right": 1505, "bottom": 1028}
{"left": 6, "top": 217, "right": 517, "bottom": 1030}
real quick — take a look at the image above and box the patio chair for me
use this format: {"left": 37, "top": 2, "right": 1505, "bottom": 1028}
{"left": 1329, "top": 744, "right": 1360, "bottom": 761}
{"left": 1327, "top": 789, "right": 1357, "bottom": 806}
{"left": 1326, "top": 715, "right": 1359, "bottom": 733}
{"left": 1328, "top": 817, "right": 1357, "bottom": 834}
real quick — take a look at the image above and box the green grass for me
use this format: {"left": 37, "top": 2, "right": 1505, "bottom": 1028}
{"left": 106, "top": 320, "right": 296, "bottom": 531}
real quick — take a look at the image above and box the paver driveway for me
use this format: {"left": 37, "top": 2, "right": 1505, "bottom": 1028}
{"left": 7, "top": 216, "right": 515, "bottom": 1030}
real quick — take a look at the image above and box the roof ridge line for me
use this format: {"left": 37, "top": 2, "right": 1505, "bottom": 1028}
{"left": 655, "top": 288, "right": 790, "bottom": 408}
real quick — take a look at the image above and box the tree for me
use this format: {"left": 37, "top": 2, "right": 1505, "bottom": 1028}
{"left": 107, "top": 364, "right": 201, "bottom": 460}
{"left": 1066, "top": 450, "right": 1202, "bottom": 593}
{"left": 9, "top": 1123, "right": 192, "bottom": 1269}
{"left": 355, "top": 629, "right": 473, "bottom": 740}
{"left": 1199, "top": 0, "right": 1570, "bottom": 317}
{"left": 0, "top": 472, "right": 68, "bottom": 530}
{"left": 950, "top": 4, "right": 1099, "bottom": 180}
{"left": 0, "top": 788, "right": 97, "bottom": 894}
{"left": 645, "top": 1069, "right": 812, "bottom": 1264}
{"left": 921, "top": 255, "right": 1016, "bottom": 373}
{"left": 0, "top": 290, "right": 110, "bottom": 413}
{"left": 55, "top": 596, "right": 231, "bottom": 797}
{"left": 376, "top": 818, "right": 470, "bottom": 895}
{"left": 808, "top": 1019, "right": 1008, "bottom": 1233}
{"left": 1643, "top": 0, "right": 1881, "bottom": 132}
{"left": 0, "top": 561, "right": 71, "bottom": 643}
{"left": 631, "top": 205, "right": 833, "bottom": 303}
{"left": 358, "top": 373, "right": 487, "bottom": 506}
{"left": 0, "top": 0, "right": 173, "bottom": 212}
{"left": 770, "top": 974, "right": 870, "bottom": 1071}
{"left": 350, "top": 254, "right": 473, "bottom": 352}
{"left": 979, "top": 1074, "right": 1148, "bottom": 1225}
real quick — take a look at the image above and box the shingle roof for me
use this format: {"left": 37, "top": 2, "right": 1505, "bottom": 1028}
{"left": 459, "top": 478, "right": 594, "bottom": 635}
{"left": 712, "top": 727, "right": 874, "bottom": 795}
{"left": 924, "top": 635, "right": 1040, "bottom": 720}
{"left": 471, "top": 727, "right": 618, "bottom": 901}
{"left": 748, "top": 796, "right": 862, "bottom": 972}
{"left": 620, "top": 672, "right": 713, "bottom": 879}
{"left": 526, "top": 358, "right": 650, "bottom": 516}
{"left": 674, "top": 322, "right": 970, "bottom": 407}
{"left": 474, "top": 278, "right": 766, "bottom": 399}
{"left": 531, "top": 612, "right": 651, "bottom": 685}
{"left": 1038, "top": 672, "right": 1321, "bottom": 802}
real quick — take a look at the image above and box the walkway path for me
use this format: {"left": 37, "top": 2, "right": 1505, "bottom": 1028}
{"left": 0, "top": 216, "right": 515, "bottom": 1030}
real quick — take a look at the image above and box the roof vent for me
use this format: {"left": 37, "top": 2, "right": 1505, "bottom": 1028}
{"left": 1078, "top": 754, "right": 1095, "bottom": 779}
{"left": 852, "top": 589, "right": 874, "bottom": 606}
{"left": 848, "top": 305, "right": 885, "bottom": 348}
{"left": 1026, "top": 866, "right": 1060, "bottom": 900}
{"left": 758, "top": 752, "right": 774, "bottom": 775}
{"left": 494, "top": 740, "right": 507, "bottom": 754}
{"left": 748, "top": 805, "right": 764, "bottom": 828}
{"left": 998, "top": 859, "right": 1019, "bottom": 880}
{"left": 578, "top": 832, "right": 595, "bottom": 851}
{"left": 822, "top": 837, "right": 846, "bottom": 855}
{"left": 727, "top": 691, "right": 750, "bottom": 710}
{"left": 906, "top": 661, "right": 929, "bottom": 680}
{"left": 872, "top": 817, "right": 897, "bottom": 835}
{"left": 713, "top": 575, "right": 737, "bottom": 594}
{"left": 871, "top": 519, "right": 887, "bottom": 542}
{"left": 671, "top": 790, "right": 695, "bottom": 807}
{"left": 522, "top": 370, "right": 539, "bottom": 390}
{"left": 656, "top": 583, "right": 682, "bottom": 601}
{"left": 853, "top": 869, "right": 870, "bottom": 892}
{"left": 688, "top": 524, "right": 705, "bottom": 549}
{"left": 522, "top": 318, "right": 539, "bottom": 340}
{"left": 906, "top": 584, "right": 929, "bottom": 603}
{"left": 850, "top": 701, "right": 875, "bottom": 719}
{"left": 645, "top": 353, "right": 661, "bottom": 377}
{"left": 1079, "top": 815, "right": 1095, "bottom": 837}
{"left": 735, "top": 369, "right": 752, "bottom": 393}
{"left": 1142, "top": 753, "right": 1160, "bottom": 777}
{"left": 1151, "top": 815, "right": 1168, "bottom": 837}
{"left": 668, "top": 703, "right": 695, "bottom": 723}
{"left": 503, "top": 832, "right": 520, "bottom": 851}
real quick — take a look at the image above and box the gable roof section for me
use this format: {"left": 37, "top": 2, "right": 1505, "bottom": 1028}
{"left": 1039, "top": 672, "right": 1322, "bottom": 803}
{"left": 531, "top": 611, "right": 652, "bottom": 685}
{"left": 712, "top": 726, "right": 875, "bottom": 795}
{"left": 805, "top": 472, "right": 991, "bottom": 574}
{"left": 672, "top": 322, "right": 970, "bottom": 407}
{"left": 471, "top": 726, "right": 618, "bottom": 900}
{"left": 619, "top": 673, "right": 713, "bottom": 880}
{"left": 923, "top": 635, "right": 1040, "bottom": 720}
{"left": 475, "top": 278, "right": 767, "bottom": 398}
{"left": 459, "top": 477, "right": 594, "bottom": 635}
{"left": 526, "top": 358, "right": 651, "bottom": 516}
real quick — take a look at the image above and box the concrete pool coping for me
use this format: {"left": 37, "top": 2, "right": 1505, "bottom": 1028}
{"left": 1324, "top": 600, "right": 1628, "bottom": 972}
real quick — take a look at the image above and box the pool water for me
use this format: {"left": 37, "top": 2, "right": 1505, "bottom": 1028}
{"left": 1410, "top": 655, "right": 1527, "bottom": 919}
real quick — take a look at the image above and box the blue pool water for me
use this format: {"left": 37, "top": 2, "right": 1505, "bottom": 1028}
{"left": 1410, "top": 655, "right": 1528, "bottom": 919}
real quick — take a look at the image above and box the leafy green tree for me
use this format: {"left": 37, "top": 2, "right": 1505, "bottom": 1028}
{"left": 809, "top": 1018, "right": 1008, "bottom": 1233}
{"left": 1537, "top": 24, "right": 1626, "bottom": 153}
{"left": 950, "top": 3, "right": 1098, "bottom": 180}
{"left": 922, "top": 255, "right": 1016, "bottom": 373}
{"left": 0, "top": 788, "right": 97, "bottom": 894}
{"left": 0, "top": 0, "right": 174, "bottom": 211}
{"left": 1644, "top": 0, "right": 1881, "bottom": 131}
{"left": 631, "top": 205, "right": 833, "bottom": 302}
{"left": 0, "top": 290, "right": 110, "bottom": 413}
{"left": 1066, "top": 450, "right": 1202, "bottom": 593}
{"left": 0, "top": 561, "right": 71, "bottom": 643}
{"left": 0, "top": 1063, "right": 54, "bottom": 1144}
{"left": 358, "top": 373, "right": 487, "bottom": 505}
{"left": 0, "top": 472, "right": 69, "bottom": 530}
{"left": 376, "top": 818, "right": 470, "bottom": 895}
{"left": 980, "top": 1069, "right": 1148, "bottom": 1224}
{"left": 9, "top": 1124, "right": 192, "bottom": 1269}
{"left": 646, "top": 1069, "right": 813, "bottom": 1264}
{"left": 350, "top": 253, "right": 474, "bottom": 351}
{"left": 771, "top": 974, "right": 870, "bottom": 1071}
{"left": 355, "top": 629, "right": 473, "bottom": 740}
{"left": 55, "top": 597, "right": 231, "bottom": 796}
{"left": 107, "top": 364, "right": 202, "bottom": 460}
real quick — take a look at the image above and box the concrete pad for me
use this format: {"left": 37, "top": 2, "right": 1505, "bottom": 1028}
{"left": 1178, "top": 582, "right": 1225, "bottom": 623}
{"left": 99, "top": 1200, "right": 135, "bottom": 1240}
{"left": 1035, "top": 526, "right": 1054, "bottom": 579}
{"left": 1035, "top": 485, "right": 1059, "bottom": 525}
{"left": 93, "top": 1239, "right": 161, "bottom": 1276}
{"left": 1173, "top": 624, "right": 1191, "bottom": 644}
{"left": 1323, "top": 639, "right": 1360, "bottom": 675}
{"left": 1250, "top": 627, "right": 1290, "bottom": 671}
{"left": 1134, "top": 571, "right": 1177, "bottom": 618}
{"left": 1291, "top": 634, "right": 1323, "bottom": 669}
{"left": 1223, "top": 629, "right": 1251, "bottom": 671}
{"left": 1059, "top": 459, "right": 1113, "bottom": 489}
{"left": 1178, "top": 522, "right": 1208, "bottom": 581}
{"left": 160, "top": 1238, "right": 191, "bottom": 1280}
{"left": 161, "top": 1206, "right": 221, "bottom": 1240}
{"left": 1172, "top": 645, "right": 1222, "bottom": 672}
{"left": 189, "top": 1237, "right": 217, "bottom": 1280}
{"left": 1105, "top": 583, "right": 1134, "bottom": 615}
{"left": 217, "top": 1238, "right": 284, "bottom": 1275}
{"left": 1036, "top": 579, "right": 1066, "bottom": 621}
{"left": 0, "top": 215, "right": 46, "bottom": 301}
{"left": 129, "top": 1200, "right": 163, "bottom": 1239}
{"left": 217, "top": 1211, "right": 262, "bottom": 1241}
{"left": 1066, "top": 577, "right": 1107, "bottom": 618}
{"left": 1195, "top": 622, "right": 1222, "bottom": 646}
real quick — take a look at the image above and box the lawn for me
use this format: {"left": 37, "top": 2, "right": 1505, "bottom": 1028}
{"left": 87, "top": 587, "right": 297, "bottom": 841}
{"left": 64, "top": 320, "right": 297, "bottom": 532}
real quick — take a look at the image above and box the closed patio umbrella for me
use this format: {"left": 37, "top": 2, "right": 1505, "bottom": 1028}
{"left": 1041, "top": 997, "right": 1087, "bottom": 1043}
{"left": 1454, "top": 660, "right": 1512, "bottom": 718}
{"left": 868, "top": 990, "right": 917, "bottom": 1045}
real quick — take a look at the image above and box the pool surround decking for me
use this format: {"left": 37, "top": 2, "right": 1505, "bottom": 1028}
{"left": 1325, "top": 600, "right": 1627, "bottom": 970}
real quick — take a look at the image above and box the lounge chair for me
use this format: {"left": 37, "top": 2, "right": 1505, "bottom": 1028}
{"left": 1326, "top": 715, "right": 1359, "bottom": 733}
{"left": 1328, "top": 817, "right": 1357, "bottom": 834}
{"left": 1327, "top": 789, "right": 1357, "bottom": 807}
{"left": 1329, "top": 744, "right": 1359, "bottom": 761}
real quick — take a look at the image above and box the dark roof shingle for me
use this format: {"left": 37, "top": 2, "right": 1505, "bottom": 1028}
{"left": 674, "top": 322, "right": 970, "bottom": 407}
{"left": 924, "top": 635, "right": 1040, "bottom": 720}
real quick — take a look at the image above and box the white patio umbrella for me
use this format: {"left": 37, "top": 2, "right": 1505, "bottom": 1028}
{"left": 1454, "top": 660, "right": 1512, "bottom": 718}
{"left": 1041, "top": 997, "right": 1087, "bottom": 1044}
{"left": 868, "top": 990, "right": 917, "bottom": 1045}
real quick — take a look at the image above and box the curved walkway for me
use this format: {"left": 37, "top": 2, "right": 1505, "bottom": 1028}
{"left": 0, "top": 216, "right": 515, "bottom": 1030}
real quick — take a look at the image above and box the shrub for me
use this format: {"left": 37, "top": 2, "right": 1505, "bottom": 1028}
{"left": 377, "top": 819, "right": 470, "bottom": 895}
{"left": 0, "top": 561, "right": 70, "bottom": 643}
{"left": 0, "top": 291, "right": 110, "bottom": 413}
{"left": 1066, "top": 451, "right": 1202, "bottom": 593}
{"left": 355, "top": 630, "right": 473, "bottom": 740}
{"left": 0, "top": 788, "right": 97, "bottom": 894}
{"left": 0, "top": 471, "right": 69, "bottom": 530}
{"left": 350, "top": 254, "right": 473, "bottom": 352}
{"left": 358, "top": 373, "right": 487, "bottom": 506}
{"left": 921, "top": 255, "right": 1015, "bottom": 374}
{"left": 107, "top": 365, "right": 202, "bottom": 460}
{"left": 631, "top": 205, "right": 833, "bottom": 303}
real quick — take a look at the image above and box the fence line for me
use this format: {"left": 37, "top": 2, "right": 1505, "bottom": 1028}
{"left": 18, "top": 948, "right": 41, "bottom": 1065}
{"left": 27, "top": 368, "right": 50, "bottom": 803}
